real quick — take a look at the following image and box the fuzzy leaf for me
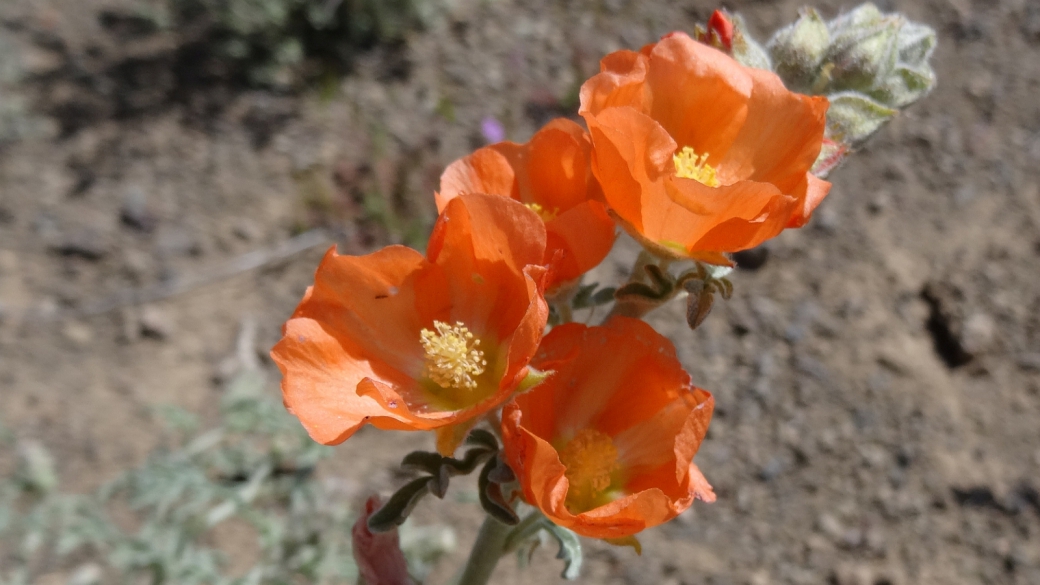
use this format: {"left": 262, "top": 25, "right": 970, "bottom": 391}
{"left": 477, "top": 457, "right": 519, "bottom": 526}
{"left": 826, "top": 91, "right": 897, "bottom": 144}
{"left": 367, "top": 477, "right": 433, "bottom": 533}
{"left": 542, "top": 521, "right": 583, "bottom": 580}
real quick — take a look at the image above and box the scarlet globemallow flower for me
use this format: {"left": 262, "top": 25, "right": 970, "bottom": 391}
{"left": 501, "top": 317, "right": 715, "bottom": 540}
{"left": 579, "top": 31, "right": 830, "bottom": 265}
{"left": 271, "top": 193, "right": 549, "bottom": 453}
{"left": 437, "top": 118, "right": 616, "bottom": 288}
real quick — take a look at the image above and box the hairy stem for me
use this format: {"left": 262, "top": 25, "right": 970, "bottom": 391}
{"left": 454, "top": 515, "right": 513, "bottom": 585}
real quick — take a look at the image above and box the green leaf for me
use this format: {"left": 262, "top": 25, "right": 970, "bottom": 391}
{"left": 826, "top": 91, "right": 897, "bottom": 144}
{"left": 570, "top": 283, "right": 598, "bottom": 309}
{"left": 367, "top": 477, "right": 433, "bottom": 533}
{"left": 542, "top": 521, "right": 583, "bottom": 580}
{"left": 896, "top": 21, "right": 937, "bottom": 65}
{"left": 590, "top": 287, "right": 617, "bottom": 306}
{"left": 464, "top": 428, "right": 499, "bottom": 452}
{"left": 477, "top": 457, "right": 519, "bottom": 526}
{"left": 870, "top": 64, "right": 935, "bottom": 109}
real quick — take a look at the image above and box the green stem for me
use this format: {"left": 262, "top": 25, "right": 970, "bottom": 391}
{"left": 455, "top": 515, "right": 513, "bottom": 585}
{"left": 604, "top": 251, "right": 675, "bottom": 322}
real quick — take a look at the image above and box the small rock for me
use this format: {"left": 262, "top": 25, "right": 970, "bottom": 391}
{"left": 120, "top": 248, "right": 152, "bottom": 283}
{"left": 232, "top": 219, "right": 260, "bottom": 241}
{"left": 816, "top": 513, "right": 844, "bottom": 539}
{"left": 960, "top": 312, "right": 996, "bottom": 355}
{"left": 213, "top": 355, "right": 241, "bottom": 384}
{"left": 839, "top": 527, "right": 864, "bottom": 549}
{"left": 759, "top": 457, "right": 786, "bottom": 481}
{"left": 51, "top": 228, "right": 109, "bottom": 260}
{"left": 733, "top": 245, "right": 769, "bottom": 270}
{"left": 155, "top": 226, "right": 201, "bottom": 257}
{"left": 120, "top": 186, "right": 158, "bottom": 232}
{"left": 68, "top": 564, "right": 103, "bottom": 585}
{"left": 865, "top": 526, "right": 887, "bottom": 554}
{"left": 62, "top": 321, "right": 94, "bottom": 345}
{"left": 867, "top": 191, "right": 891, "bottom": 214}
{"left": 140, "top": 306, "right": 174, "bottom": 339}
{"left": 831, "top": 564, "right": 873, "bottom": 585}
{"left": 117, "top": 308, "right": 139, "bottom": 343}
{"left": 1015, "top": 349, "right": 1040, "bottom": 368}
{"left": 20, "top": 45, "right": 64, "bottom": 77}
{"left": 813, "top": 206, "right": 840, "bottom": 234}
{"left": 748, "top": 570, "right": 771, "bottom": 585}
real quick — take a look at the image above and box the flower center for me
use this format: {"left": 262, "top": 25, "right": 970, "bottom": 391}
{"left": 420, "top": 321, "right": 487, "bottom": 390}
{"left": 673, "top": 146, "right": 720, "bottom": 187}
{"left": 559, "top": 428, "right": 620, "bottom": 513}
{"left": 524, "top": 202, "right": 559, "bottom": 222}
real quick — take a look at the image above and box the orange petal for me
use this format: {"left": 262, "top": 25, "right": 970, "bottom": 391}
{"left": 645, "top": 33, "right": 752, "bottom": 160}
{"left": 785, "top": 172, "right": 832, "bottom": 228}
{"left": 579, "top": 50, "right": 650, "bottom": 116}
{"left": 661, "top": 177, "right": 797, "bottom": 252}
{"left": 584, "top": 107, "right": 676, "bottom": 233}
{"left": 273, "top": 318, "right": 415, "bottom": 445}
{"left": 545, "top": 201, "right": 616, "bottom": 284}
{"left": 290, "top": 245, "right": 440, "bottom": 381}
{"left": 502, "top": 317, "right": 715, "bottom": 539}
{"left": 436, "top": 147, "right": 517, "bottom": 211}
{"left": 716, "top": 68, "right": 828, "bottom": 191}
{"left": 512, "top": 118, "right": 599, "bottom": 211}
{"left": 427, "top": 194, "right": 547, "bottom": 339}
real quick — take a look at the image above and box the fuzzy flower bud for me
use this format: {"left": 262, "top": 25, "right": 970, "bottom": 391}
{"left": 767, "top": 8, "right": 830, "bottom": 92}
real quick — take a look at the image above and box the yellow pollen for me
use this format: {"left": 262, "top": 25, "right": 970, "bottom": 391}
{"left": 524, "top": 202, "right": 559, "bottom": 222}
{"left": 673, "top": 146, "right": 720, "bottom": 187}
{"left": 420, "top": 321, "right": 487, "bottom": 390}
{"left": 559, "top": 428, "right": 620, "bottom": 513}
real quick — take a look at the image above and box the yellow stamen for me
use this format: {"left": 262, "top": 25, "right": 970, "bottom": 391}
{"left": 673, "top": 146, "right": 720, "bottom": 187}
{"left": 559, "top": 428, "right": 620, "bottom": 513}
{"left": 524, "top": 202, "right": 559, "bottom": 222}
{"left": 420, "top": 321, "right": 487, "bottom": 390}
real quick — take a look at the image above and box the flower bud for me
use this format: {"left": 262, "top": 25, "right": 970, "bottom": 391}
{"left": 825, "top": 4, "right": 900, "bottom": 92}
{"left": 728, "top": 13, "right": 772, "bottom": 70}
{"left": 768, "top": 8, "right": 830, "bottom": 92}
{"left": 896, "top": 21, "right": 937, "bottom": 67}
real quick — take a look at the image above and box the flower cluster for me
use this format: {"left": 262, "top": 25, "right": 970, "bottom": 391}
{"left": 273, "top": 25, "right": 830, "bottom": 547}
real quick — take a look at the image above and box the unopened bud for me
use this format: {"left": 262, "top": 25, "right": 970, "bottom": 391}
{"left": 870, "top": 64, "right": 936, "bottom": 109}
{"left": 707, "top": 10, "right": 735, "bottom": 51}
{"left": 768, "top": 8, "right": 830, "bottom": 92}
{"left": 728, "top": 13, "right": 773, "bottom": 70}
{"left": 896, "top": 21, "right": 937, "bottom": 67}
{"left": 826, "top": 6, "right": 900, "bottom": 92}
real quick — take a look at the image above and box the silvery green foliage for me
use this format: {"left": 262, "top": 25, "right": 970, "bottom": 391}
{"left": 728, "top": 14, "right": 773, "bottom": 71}
{"left": 763, "top": 3, "right": 937, "bottom": 175}
{"left": 0, "top": 369, "right": 358, "bottom": 585}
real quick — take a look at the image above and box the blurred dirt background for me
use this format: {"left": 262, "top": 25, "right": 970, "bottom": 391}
{"left": 2, "top": 0, "right": 1039, "bottom": 583}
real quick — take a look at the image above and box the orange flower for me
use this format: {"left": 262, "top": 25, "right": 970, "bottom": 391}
{"left": 437, "top": 118, "right": 616, "bottom": 287}
{"left": 579, "top": 31, "right": 830, "bottom": 264}
{"left": 271, "top": 193, "right": 549, "bottom": 453}
{"left": 501, "top": 317, "right": 715, "bottom": 540}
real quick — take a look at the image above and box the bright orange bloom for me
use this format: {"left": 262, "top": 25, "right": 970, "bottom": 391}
{"left": 501, "top": 317, "right": 715, "bottom": 540}
{"left": 271, "top": 194, "right": 549, "bottom": 452}
{"left": 437, "top": 118, "right": 616, "bottom": 287}
{"left": 579, "top": 31, "right": 830, "bottom": 264}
